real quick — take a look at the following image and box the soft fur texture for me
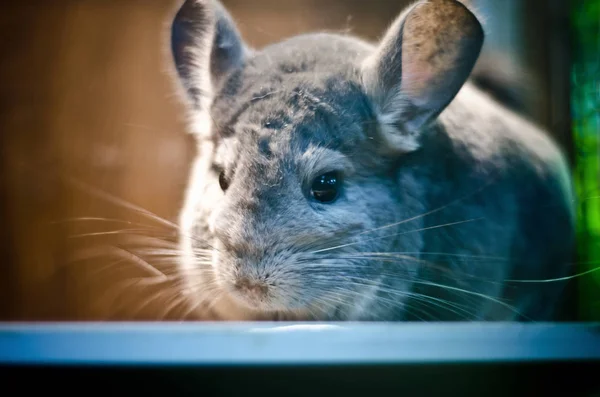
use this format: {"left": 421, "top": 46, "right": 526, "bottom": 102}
{"left": 170, "top": 0, "right": 575, "bottom": 321}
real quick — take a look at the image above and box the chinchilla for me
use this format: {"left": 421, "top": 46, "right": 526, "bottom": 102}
{"left": 169, "top": 0, "right": 575, "bottom": 321}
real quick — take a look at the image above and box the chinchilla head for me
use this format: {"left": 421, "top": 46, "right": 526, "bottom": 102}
{"left": 171, "top": 0, "right": 483, "bottom": 320}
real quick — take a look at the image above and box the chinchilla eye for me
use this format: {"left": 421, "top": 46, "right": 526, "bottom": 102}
{"left": 311, "top": 171, "right": 342, "bottom": 203}
{"left": 219, "top": 170, "right": 230, "bottom": 191}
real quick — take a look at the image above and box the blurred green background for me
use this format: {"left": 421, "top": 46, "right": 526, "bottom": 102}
{"left": 571, "top": 0, "right": 600, "bottom": 321}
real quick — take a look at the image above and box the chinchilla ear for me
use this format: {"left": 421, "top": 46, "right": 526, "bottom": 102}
{"left": 171, "top": 0, "right": 250, "bottom": 114}
{"left": 361, "top": 0, "right": 484, "bottom": 152}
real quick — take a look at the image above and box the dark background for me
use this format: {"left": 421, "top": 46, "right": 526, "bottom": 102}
{"left": 0, "top": 0, "right": 571, "bottom": 321}
{"left": 4, "top": 362, "right": 600, "bottom": 396}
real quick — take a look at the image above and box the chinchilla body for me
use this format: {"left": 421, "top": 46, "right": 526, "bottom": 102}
{"left": 170, "top": 0, "right": 575, "bottom": 321}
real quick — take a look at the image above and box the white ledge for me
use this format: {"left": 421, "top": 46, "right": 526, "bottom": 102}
{"left": 0, "top": 322, "right": 599, "bottom": 365}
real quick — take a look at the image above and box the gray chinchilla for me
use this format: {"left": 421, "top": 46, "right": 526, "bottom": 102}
{"left": 169, "top": 0, "right": 575, "bottom": 321}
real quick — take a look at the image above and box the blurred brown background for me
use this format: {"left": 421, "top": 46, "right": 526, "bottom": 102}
{"left": 0, "top": 0, "right": 570, "bottom": 321}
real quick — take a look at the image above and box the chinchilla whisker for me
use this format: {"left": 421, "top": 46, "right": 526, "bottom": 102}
{"left": 92, "top": 277, "right": 163, "bottom": 313}
{"left": 310, "top": 296, "right": 345, "bottom": 317}
{"left": 414, "top": 279, "right": 526, "bottom": 319}
{"left": 344, "top": 255, "right": 600, "bottom": 285}
{"left": 313, "top": 254, "right": 496, "bottom": 273}
{"left": 400, "top": 307, "right": 430, "bottom": 322}
{"left": 577, "top": 194, "right": 600, "bottom": 203}
{"left": 177, "top": 264, "right": 215, "bottom": 275}
{"left": 292, "top": 236, "right": 340, "bottom": 254}
{"left": 284, "top": 252, "right": 591, "bottom": 286}
{"left": 341, "top": 273, "right": 521, "bottom": 318}
{"left": 190, "top": 252, "right": 215, "bottom": 259}
{"left": 298, "top": 254, "right": 481, "bottom": 284}
{"left": 134, "top": 258, "right": 211, "bottom": 269}
{"left": 178, "top": 298, "right": 204, "bottom": 321}
{"left": 51, "top": 217, "right": 167, "bottom": 230}
{"left": 337, "top": 276, "right": 478, "bottom": 320}
{"left": 398, "top": 291, "right": 477, "bottom": 320}
{"left": 342, "top": 251, "right": 511, "bottom": 261}
{"left": 312, "top": 296, "right": 347, "bottom": 318}
{"left": 109, "top": 235, "right": 180, "bottom": 248}
{"left": 313, "top": 255, "right": 509, "bottom": 287}
{"left": 328, "top": 254, "right": 594, "bottom": 285}
{"left": 158, "top": 293, "right": 197, "bottom": 321}
{"left": 372, "top": 272, "right": 504, "bottom": 298}
{"left": 64, "top": 244, "right": 193, "bottom": 274}
{"left": 130, "top": 249, "right": 184, "bottom": 257}
{"left": 408, "top": 295, "right": 475, "bottom": 320}
{"left": 180, "top": 272, "right": 218, "bottom": 284}
{"left": 293, "top": 258, "right": 367, "bottom": 269}
{"left": 504, "top": 263, "right": 600, "bottom": 284}
{"left": 184, "top": 273, "right": 223, "bottom": 290}
{"left": 64, "top": 175, "right": 181, "bottom": 230}
{"left": 181, "top": 264, "right": 216, "bottom": 273}
{"left": 105, "top": 245, "right": 169, "bottom": 279}
{"left": 127, "top": 244, "right": 213, "bottom": 256}
{"left": 201, "top": 289, "right": 228, "bottom": 317}
{"left": 83, "top": 258, "right": 129, "bottom": 280}
{"left": 126, "top": 258, "right": 182, "bottom": 268}
{"left": 310, "top": 217, "right": 485, "bottom": 254}
{"left": 155, "top": 272, "right": 196, "bottom": 282}
{"left": 308, "top": 286, "right": 349, "bottom": 307}
{"left": 182, "top": 263, "right": 216, "bottom": 272}
{"left": 62, "top": 246, "right": 173, "bottom": 275}
{"left": 350, "top": 286, "right": 433, "bottom": 321}
{"left": 117, "top": 274, "right": 186, "bottom": 288}
{"left": 327, "top": 284, "right": 431, "bottom": 321}
{"left": 136, "top": 267, "right": 182, "bottom": 277}
{"left": 60, "top": 256, "right": 176, "bottom": 281}
{"left": 401, "top": 298, "right": 448, "bottom": 322}
{"left": 132, "top": 249, "right": 212, "bottom": 259}
{"left": 126, "top": 286, "right": 189, "bottom": 320}
{"left": 66, "top": 228, "right": 170, "bottom": 239}
{"left": 315, "top": 253, "right": 454, "bottom": 274}
{"left": 376, "top": 291, "right": 466, "bottom": 321}
{"left": 310, "top": 179, "right": 498, "bottom": 252}
{"left": 307, "top": 303, "right": 331, "bottom": 321}
{"left": 185, "top": 285, "right": 222, "bottom": 304}
{"left": 299, "top": 306, "right": 320, "bottom": 322}
{"left": 320, "top": 292, "right": 347, "bottom": 309}
{"left": 91, "top": 229, "right": 220, "bottom": 256}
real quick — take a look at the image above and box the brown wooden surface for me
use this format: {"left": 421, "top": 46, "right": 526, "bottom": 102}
{"left": 0, "top": 0, "right": 568, "bottom": 321}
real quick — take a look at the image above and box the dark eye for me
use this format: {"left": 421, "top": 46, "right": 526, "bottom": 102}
{"left": 311, "top": 171, "right": 342, "bottom": 203}
{"left": 219, "top": 170, "right": 230, "bottom": 191}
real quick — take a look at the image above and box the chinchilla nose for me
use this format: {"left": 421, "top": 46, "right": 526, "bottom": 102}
{"left": 235, "top": 276, "right": 268, "bottom": 295}
{"left": 233, "top": 275, "right": 270, "bottom": 303}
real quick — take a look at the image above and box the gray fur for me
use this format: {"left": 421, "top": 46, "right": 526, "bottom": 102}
{"left": 171, "top": 0, "right": 575, "bottom": 321}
